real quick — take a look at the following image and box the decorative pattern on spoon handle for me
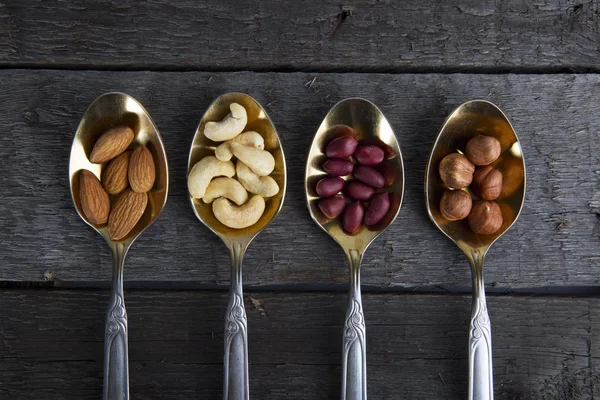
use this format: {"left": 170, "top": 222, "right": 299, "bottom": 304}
{"left": 341, "top": 249, "right": 367, "bottom": 400}
{"left": 103, "top": 285, "right": 129, "bottom": 400}
{"left": 223, "top": 243, "right": 249, "bottom": 400}
{"left": 468, "top": 295, "right": 493, "bottom": 400}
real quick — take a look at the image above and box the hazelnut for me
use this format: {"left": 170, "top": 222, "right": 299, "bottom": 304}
{"left": 465, "top": 135, "right": 501, "bottom": 166}
{"left": 468, "top": 200, "right": 503, "bottom": 235}
{"left": 440, "top": 189, "right": 472, "bottom": 221}
{"left": 439, "top": 153, "right": 475, "bottom": 189}
{"left": 473, "top": 166, "right": 503, "bottom": 200}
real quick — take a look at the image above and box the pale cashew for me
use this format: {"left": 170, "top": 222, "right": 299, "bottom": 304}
{"left": 215, "top": 131, "right": 265, "bottom": 161}
{"left": 236, "top": 161, "right": 279, "bottom": 198}
{"left": 202, "top": 177, "right": 248, "bottom": 205}
{"left": 230, "top": 142, "right": 275, "bottom": 176}
{"left": 213, "top": 194, "right": 265, "bottom": 229}
{"left": 188, "top": 156, "right": 235, "bottom": 199}
{"left": 204, "top": 103, "right": 248, "bottom": 142}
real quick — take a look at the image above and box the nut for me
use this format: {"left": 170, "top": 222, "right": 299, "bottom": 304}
{"left": 465, "top": 135, "right": 501, "bottom": 166}
{"left": 318, "top": 196, "right": 346, "bottom": 219}
{"left": 353, "top": 145, "right": 385, "bottom": 166}
{"left": 102, "top": 151, "right": 131, "bottom": 195}
{"left": 322, "top": 159, "right": 354, "bottom": 176}
{"left": 204, "top": 103, "right": 248, "bottom": 142}
{"left": 213, "top": 194, "right": 265, "bottom": 229}
{"left": 468, "top": 200, "right": 503, "bottom": 235}
{"left": 128, "top": 145, "right": 155, "bottom": 193}
{"left": 90, "top": 126, "right": 134, "bottom": 163}
{"left": 343, "top": 181, "right": 375, "bottom": 201}
{"left": 473, "top": 165, "right": 503, "bottom": 200}
{"left": 108, "top": 188, "right": 148, "bottom": 241}
{"left": 353, "top": 165, "right": 384, "bottom": 188}
{"left": 364, "top": 193, "right": 391, "bottom": 226}
{"left": 230, "top": 142, "right": 275, "bottom": 176}
{"left": 316, "top": 177, "right": 345, "bottom": 197}
{"left": 215, "top": 131, "right": 265, "bottom": 161}
{"left": 326, "top": 135, "right": 358, "bottom": 159}
{"left": 188, "top": 156, "right": 235, "bottom": 199}
{"left": 440, "top": 189, "right": 472, "bottom": 221}
{"left": 79, "top": 170, "right": 110, "bottom": 225}
{"left": 202, "top": 177, "right": 248, "bottom": 206}
{"left": 342, "top": 201, "right": 364, "bottom": 235}
{"left": 439, "top": 153, "right": 475, "bottom": 189}
{"left": 236, "top": 161, "right": 279, "bottom": 198}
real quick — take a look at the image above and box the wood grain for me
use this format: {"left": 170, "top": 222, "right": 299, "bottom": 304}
{"left": 0, "top": 290, "right": 597, "bottom": 399}
{"left": 0, "top": 70, "right": 599, "bottom": 288}
{"left": 0, "top": 0, "right": 599, "bottom": 71}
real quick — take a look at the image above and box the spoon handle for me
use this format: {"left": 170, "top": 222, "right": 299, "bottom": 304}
{"left": 223, "top": 243, "right": 249, "bottom": 400}
{"left": 103, "top": 243, "right": 129, "bottom": 400}
{"left": 468, "top": 256, "right": 493, "bottom": 400}
{"left": 341, "top": 249, "right": 367, "bottom": 400}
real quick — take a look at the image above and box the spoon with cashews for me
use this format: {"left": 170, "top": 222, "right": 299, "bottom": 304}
{"left": 187, "top": 93, "right": 286, "bottom": 400}
{"left": 425, "top": 100, "right": 525, "bottom": 400}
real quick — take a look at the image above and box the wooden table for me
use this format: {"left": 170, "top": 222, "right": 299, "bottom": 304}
{"left": 1, "top": 1, "right": 599, "bottom": 398}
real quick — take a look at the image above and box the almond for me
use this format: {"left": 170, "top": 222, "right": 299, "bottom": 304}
{"left": 90, "top": 126, "right": 134, "bottom": 163}
{"left": 128, "top": 144, "right": 156, "bottom": 193}
{"left": 108, "top": 189, "right": 148, "bottom": 241}
{"left": 102, "top": 151, "right": 131, "bottom": 195}
{"left": 79, "top": 170, "right": 110, "bottom": 225}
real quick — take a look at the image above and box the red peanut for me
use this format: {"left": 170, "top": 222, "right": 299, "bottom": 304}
{"left": 326, "top": 136, "right": 358, "bottom": 159}
{"left": 343, "top": 201, "right": 364, "bottom": 234}
{"left": 364, "top": 193, "right": 391, "bottom": 226}
{"left": 323, "top": 159, "right": 354, "bottom": 176}
{"left": 353, "top": 165, "right": 384, "bottom": 188}
{"left": 316, "top": 177, "right": 345, "bottom": 197}
{"left": 354, "top": 145, "right": 385, "bottom": 165}
{"left": 318, "top": 196, "right": 346, "bottom": 219}
{"left": 344, "top": 181, "right": 375, "bottom": 201}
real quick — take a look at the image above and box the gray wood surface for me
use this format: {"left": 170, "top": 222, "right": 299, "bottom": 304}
{"left": 0, "top": 70, "right": 599, "bottom": 288}
{"left": 1, "top": 0, "right": 599, "bottom": 71}
{"left": 0, "top": 289, "right": 597, "bottom": 399}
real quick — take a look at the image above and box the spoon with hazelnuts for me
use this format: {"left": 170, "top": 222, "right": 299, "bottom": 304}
{"left": 425, "top": 100, "right": 526, "bottom": 400}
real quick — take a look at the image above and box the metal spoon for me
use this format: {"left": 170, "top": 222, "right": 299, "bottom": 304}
{"left": 305, "top": 98, "right": 404, "bottom": 400}
{"left": 69, "top": 92, "right": 169, "bottom": 400}
{"left": 425, "top": 100, "right": 526, "bottom": 400}
{"left": 188, "top": 93, "right": 286, "bottom": 400}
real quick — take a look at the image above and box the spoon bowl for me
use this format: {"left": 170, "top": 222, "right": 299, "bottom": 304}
{"left": 305, "top": 98, "right": 404, "bottom": 400}
{"left": 188, "top": 92, "right": 286, "bottom": 400}
{"left": 69, "top": 92, "right": 169, "bottom": 400}
{"left": 425, "top": 100, "right": 525, "bottom": 400}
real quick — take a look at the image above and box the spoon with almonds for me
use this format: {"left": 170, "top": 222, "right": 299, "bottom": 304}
{"left": 69, "top": 92, "right": 169, "bottom": 400}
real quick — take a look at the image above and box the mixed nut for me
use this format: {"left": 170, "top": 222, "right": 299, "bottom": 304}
{"left": 187, "top": 102, "right": 279, "bottom": 229}
{"left": 315, "top": 125, "right": 395, "bottom": 235}
{"left": 438, "top": 134, "right": 504, "bottom": 235}
{"left": 79, "top": 126, "right": 156, "bottom": 241}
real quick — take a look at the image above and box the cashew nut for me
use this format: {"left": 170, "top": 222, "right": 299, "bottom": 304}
{"left": 230, "top": 142, "right": 275, "bottom": 176}
{"left": 188, "top": 156, "right": 235, "bottom": 199}
{"left": 204, "top": 103, "right": 248, "bottom": 142}
{"left": 213, "top": 194, "right": 265, "bottom": 229}
{"left": 202, "top": 177, "right": 248, "bottom": 205}
{"left": 215, "top": 131, "right": 265, "bottom": 161}
{"left": 236, "top": 161, "right": 279, "bottom": 198}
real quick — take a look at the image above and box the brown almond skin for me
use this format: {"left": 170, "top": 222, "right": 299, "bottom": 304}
{"left": 79, "top": 170, "right": 110, "bottom": 225}
{"left": 465, "top": 135, "right": 501, "bottom": 166}
{"left": 108, "top": 189, "right": 148, "bottom": 241}
{"left": 440, "top": 189, "right": 472, "bottom": 221}
{"left": 439, "top": 153, "right": 475, "bottom": 189}
{"left": 473, "top": 165, "right": 503, "bottom": 200}
{"left": 468, "top": 200, "right": 503, "bottom": 235}
{"left": 102, "top": 151, "right": 131, "bottom": 195}
{"left": 129, "top": 145, "right": 156, "bottom": 193}
{"left": 90, "top": 126, "right": 135, "bottom": 163}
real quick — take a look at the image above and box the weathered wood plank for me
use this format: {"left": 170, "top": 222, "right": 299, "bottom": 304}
{"left": 0, "top": 70, "right": 599, "bottom": 287}
{"left": 0, "top": 290, "right": 597, "bottom": 399}
{"left": 0, "top": 0, "right": 599, "bottom": 71}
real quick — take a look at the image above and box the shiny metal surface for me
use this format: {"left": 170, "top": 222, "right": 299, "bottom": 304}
{"left": 188, "top": 93, "right": 286, "bottom": 400}
{"left": 425, "top": 100, "right": 526, "bottom": 400}
{"left": 69, "top": 92, "right": 169, "bottom": 400}
{"left": 305, "top": 98, "right": 404, "bottom": 400}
